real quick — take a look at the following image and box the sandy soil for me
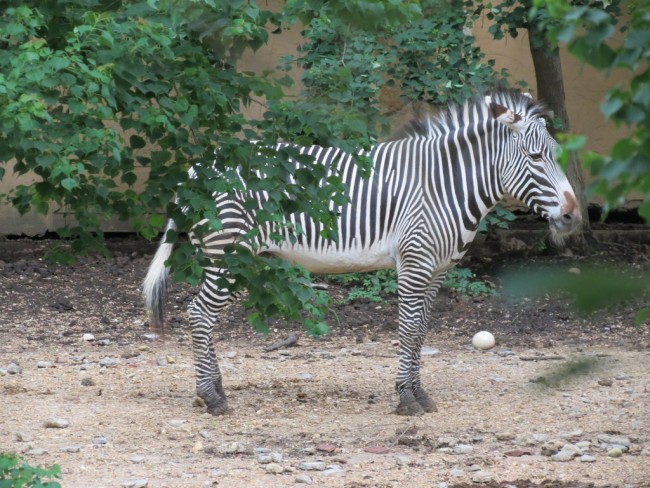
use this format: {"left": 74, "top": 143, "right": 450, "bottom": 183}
{"left": 1, "top": 238, "right": 649, "bottom": 488}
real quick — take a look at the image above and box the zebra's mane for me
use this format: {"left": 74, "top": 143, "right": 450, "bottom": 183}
{"left": 394, "top": 89, "right": 549, "bottom": 140}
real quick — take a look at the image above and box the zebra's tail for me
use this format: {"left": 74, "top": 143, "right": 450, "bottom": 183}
{"left": 142, "top": 219, "right": 176, "bottom": 330}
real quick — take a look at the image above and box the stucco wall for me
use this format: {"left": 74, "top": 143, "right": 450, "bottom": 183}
{"left": 0, "top": 14, "right": 631, "bottom": 235}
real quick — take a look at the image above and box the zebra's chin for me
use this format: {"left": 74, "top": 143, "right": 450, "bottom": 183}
{"left": 548, "top": 217, "right": 582, "bottom": 246}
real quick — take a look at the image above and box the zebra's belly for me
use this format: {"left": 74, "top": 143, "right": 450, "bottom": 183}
{"left": 263, "top": 242, "right": 396, "bottom": 275}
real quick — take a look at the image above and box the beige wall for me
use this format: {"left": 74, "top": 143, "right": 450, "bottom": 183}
{"left": 0, "top": 16, "right": 631, "bottom": 235}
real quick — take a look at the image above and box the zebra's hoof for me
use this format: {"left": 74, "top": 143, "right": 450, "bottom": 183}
{"left": 414, "top": 391, "right": 438, "bottom": 413}
{"left": 394, "top": 400, "right": 425, "bottom": 416}
{"left": 207, "top": 402, "right": 229, "bottom": 416}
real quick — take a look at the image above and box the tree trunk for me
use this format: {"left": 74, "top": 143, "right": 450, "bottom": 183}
{"left": 528, "top": 33, "right": 595, "bottom": 250}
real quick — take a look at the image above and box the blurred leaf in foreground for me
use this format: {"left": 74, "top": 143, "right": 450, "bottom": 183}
{"left": 503, "top": 266, "right": 650, "bottom": 324}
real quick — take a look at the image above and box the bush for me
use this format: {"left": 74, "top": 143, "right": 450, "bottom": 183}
{"left": 0, "top": 453, "right": 61, "bottom": 488}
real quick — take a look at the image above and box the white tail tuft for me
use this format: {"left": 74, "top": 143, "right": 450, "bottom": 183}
{"left": 142, "top": 220, "right": 175, "bottom": 328}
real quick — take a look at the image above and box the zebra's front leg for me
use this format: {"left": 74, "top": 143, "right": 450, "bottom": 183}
{"left": 395, "top": 320, "right": 426, "bottom": 416}
{"left": 409, "top": 274, "right": 445, "bottom": 413}
{"left": 394, "top": 258, "right": 436, "bottom": 415}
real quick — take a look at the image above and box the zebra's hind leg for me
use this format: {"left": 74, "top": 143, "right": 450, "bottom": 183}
{"left": 189, "top": 267, "right": 232, "bottom": 416}
{"left": 410, "top": 275, "right": 445, "bottom": 413}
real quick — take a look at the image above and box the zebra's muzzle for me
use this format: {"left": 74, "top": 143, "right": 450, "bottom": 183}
{"left": 550, "top": 191, "right": 582, "bottom": 235}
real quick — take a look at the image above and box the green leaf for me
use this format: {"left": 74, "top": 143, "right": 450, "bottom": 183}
{"left": 635, "top": 307, "right": 650, "bottom": 326}
{"left": 61, "top": 177, "right": 78, "bottom": 191}
{"left": 129, "top": 134, "right": 146, "bottom": 149}
{"left": 601, "top": 97, "right": 624, "bottom": 119}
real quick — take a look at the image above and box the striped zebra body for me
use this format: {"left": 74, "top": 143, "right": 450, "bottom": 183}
{"left": 143, "top": 90, "right": 581, "bottom": 416}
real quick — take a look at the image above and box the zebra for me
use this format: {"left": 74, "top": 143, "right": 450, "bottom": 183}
{"left": 143, "top": 89, "right": 582, "bottom": 416}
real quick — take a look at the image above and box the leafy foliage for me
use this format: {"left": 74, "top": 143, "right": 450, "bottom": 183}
{"left": 0, "top": 453, "right": 61, "bottom": 488}
{"left": 538, "top": 0, "right": 650, "bottom": 222}
{"left": 329, "top": 266, "right": 495, "bottom": 303}
{"left": 0, "top": 1, "right": 500, "bottom": 334}
{"left": 478, "top": 204, "right": 516, "bottom": 233}
{"left": 328, "top": 269, "right": 399, "bottom": 304}
{"left": 444, "top": 267, "right": 496, "bottom": 296}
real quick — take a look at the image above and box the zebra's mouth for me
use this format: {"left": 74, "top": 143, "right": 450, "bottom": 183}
{"left": 549, "top": 214, "right": 582, "bottom": 238}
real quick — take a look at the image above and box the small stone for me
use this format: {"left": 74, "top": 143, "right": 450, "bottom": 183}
{"left": 295, "top": 473, "right": 314, "bottom": 484}
{"left": 142, "top": 333, "right": 159, "bottom": 341}
{"left": 167, "top": 418, "right": 186, "bottom": 428}
{"left": 61, "top": 446, "right": 81, "bottom": 453}
{"left": 363, "top": 445, "right": 389, "bottom": 454}
{"left": 209, "top": 468, "right": 227, "bottom": 477}
{"left": 166, "top": 356, "right": 176, "bottom": 364}
{"left": 453, "top": 444, "right": 473, "bottom": 454}
{"left": 0, "top": 369, "right": 7, "bottom": 376}
{"left": 226, "top": 351, "right": 237, "bottom": 359}
{"left": 504, "top": 449, "right": 533, "bottom": 457}
{"left": 471, "top": 471, "right": 494, "bottom": 483}
{"left": 495, "top": 432, "right": 515, "bottom": 441}
{"left": 122, "top": 479, "right": 148, "bottom": 488}
{"left": 83, "top": 333, "right": 95, "bottom": 342}
{"left": 99, "top": 357, "right": 119, "bottom": 368}
{"left": 551, "top": 444, "right": 582, "bottom": 462}
{"left": 607, "top": 448, "right": 624, "bottom": 458}
{"left": 37, "top": 361, "right": 52, "bottom": 368}
{"left": 580, "top": 454, "right": 596, "bottom": 462}
{"left": 437, "top": 436, "right": 459, "bottom": 448}
{"left": 568, "top": 267, "right": 581, "bottom": 275}
{"left": 93, "top": 436, "right": 108, "bottom": 445}
{"left": 255, "top": 447, "right": 272, "bottom": 454}
{"left": 450, "top": 468, "right": 465, "bottom": 477}
{"left": 640, "top": 447, "right": 650, "bottom": 456}
{"left": 497, "top": 349, "right": 515, "bottom": 357}
{"left": 15, "top": 432, "right": 32, "bottom": 442}
{"left": 25, "top": 448, "right": 48, "bottom": 456}
{"left": 265, "top": 463, "right": 284, "bottom": 474}
{"left": 80, "top": 377, "right": 95, "bottom": 386}
{"left": 421, "top": 347, "right": 440, "bottom": 356}
{"left": 322, "top": 464, "right": 345, "bottom": 476}
{"left": 97, "top": 339, "right": 111, "bottom": 346}
{"left": 191, "top": 441, "right": 203, "bottom": 453}
{"left": 598, "top": 434, "right": 631, "bottom": 448}
{"left": 299, "top": 461, "right": 326, "bottom": 471}
{"left": 297, "top": 373, "right": 313, "bottom": 380}
{"left": 598, "top": 378, "right": 613, "bottom": 387}
{"left": 561, "top": 429, "right": 584, "bottom": 440}
{"left": 44, "top": 418, "right": 69, "bottom": 429}
{"left": 218, "top": 442, "right": 247, "bottom": 454}
{"left": 156, "top": 358, "right": 168, "bottom": 367}
{"left": 131, "top": 455, "right": 145, "bottom": 464}
{"left": 316, "top": 443, "right": 337, "bottom": 453}
{"left": 7, "top": 363, "right": 21, "bottom": 374}
{"left": 395, "top": 455, "right": 411, "bottom": 466}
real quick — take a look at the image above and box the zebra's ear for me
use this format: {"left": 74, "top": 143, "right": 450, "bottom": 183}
{"left": 484, "top": 96, "right": 525, "bottom": 132}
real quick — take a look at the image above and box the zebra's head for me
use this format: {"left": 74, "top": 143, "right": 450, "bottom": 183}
{"left": 486, "top": 92, "right": 582, "bottom": 241}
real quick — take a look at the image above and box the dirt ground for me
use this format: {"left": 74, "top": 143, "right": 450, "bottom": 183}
{"left": 1, "top": 237, "right": 649, "bottom": 488}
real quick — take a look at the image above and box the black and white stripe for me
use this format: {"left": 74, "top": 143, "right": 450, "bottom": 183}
{"left": 143, "top": 89, "right": 581, "bottom": 416}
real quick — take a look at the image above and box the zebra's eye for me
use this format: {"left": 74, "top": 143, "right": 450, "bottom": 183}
{"left": 529, "top": 152, "right": 543, "bottom": 161}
